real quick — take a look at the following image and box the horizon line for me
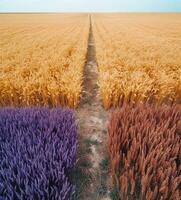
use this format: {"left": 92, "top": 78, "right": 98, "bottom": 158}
{"left": 1, "top": 11, "right": 181, "bottom": 14}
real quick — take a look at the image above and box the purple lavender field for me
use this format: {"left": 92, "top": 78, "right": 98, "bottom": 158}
{"left": 0, "top": 108, "right": 77, "bottom": 200}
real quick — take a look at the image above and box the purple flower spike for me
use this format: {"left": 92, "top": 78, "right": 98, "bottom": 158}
{"left": 0, "top": 108, "right": 77, "bottom": 200}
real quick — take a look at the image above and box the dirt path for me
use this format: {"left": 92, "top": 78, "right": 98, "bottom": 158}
{"left": 73, "top": 16, "right": 111, "bottom": 200}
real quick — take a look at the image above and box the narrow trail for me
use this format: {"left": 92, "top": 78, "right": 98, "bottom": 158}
{"left": 74, "top": 16, "right": 111, "bottom": 200}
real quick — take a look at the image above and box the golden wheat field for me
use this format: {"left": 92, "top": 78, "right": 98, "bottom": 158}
{"left": 93, "top": 13, "right": 181, "bottom": 109}
{"left": 0, "top": 12, "right": 181, "bottom": 200}
{"left": 0, "top": 14, "right": 89, "bottom": 108}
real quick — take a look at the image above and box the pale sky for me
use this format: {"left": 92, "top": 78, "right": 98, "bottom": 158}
{"left": 0, "top": 0, "right": 181, "bottom": 12}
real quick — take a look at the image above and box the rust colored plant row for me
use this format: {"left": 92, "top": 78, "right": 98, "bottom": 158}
{"left": 108, "top": 103, "right": 181, "bottom": 200}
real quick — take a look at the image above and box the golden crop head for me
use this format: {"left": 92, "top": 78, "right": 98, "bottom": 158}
{"left": 0, "top": 14, "right": 89, "bottom": 108}
{"left": 93, "top": 13, "right": 181, "bottom": 108}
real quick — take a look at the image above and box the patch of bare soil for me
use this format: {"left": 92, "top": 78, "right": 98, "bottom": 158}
{"left": 73, "top": 16, "right": 112, "bottom": 200}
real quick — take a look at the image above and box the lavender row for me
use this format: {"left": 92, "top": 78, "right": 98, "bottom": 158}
{"left": 0, "top": 108, "right": 77, "bottom": 200}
